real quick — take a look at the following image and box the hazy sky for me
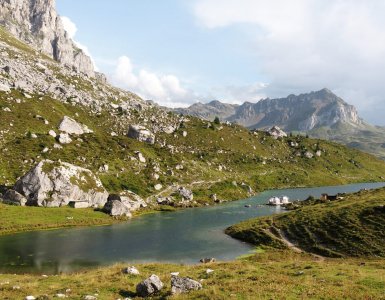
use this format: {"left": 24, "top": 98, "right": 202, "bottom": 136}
{"left": 57, "top": 0, "right": 385, "bottom": 125}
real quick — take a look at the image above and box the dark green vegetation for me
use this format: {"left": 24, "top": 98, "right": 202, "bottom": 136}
{"left": 227, "top": 187, "right": 385, "bottom": 257}
{"left": 0, "top": 250, "right": 384, "bottom": 299}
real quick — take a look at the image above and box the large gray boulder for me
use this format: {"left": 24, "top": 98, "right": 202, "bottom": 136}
{"left": 136, "top": 274, "right": 164, "bottom": 297}
{"left": 171, "top": 276, "right": 202, "bottom": 295}
{"left": 58, "top": 116, "right": 93, "bottom": 135}
{"left": 127, "top": 125, "right": 155, "bottom": 144}
{"left": 267, "top": 126, "right": 287, "bottom": 139}
{"left": 178, "top": 187, "right": 194, "bottom": 201}
{"left": 13, "top": 160, "right": 108, "bottom": 208}
{"left": 103, "top": 200, "right": 132, "bottom": 218}
{"left": 2, "top": 189, "right": 27, "bottom": 206}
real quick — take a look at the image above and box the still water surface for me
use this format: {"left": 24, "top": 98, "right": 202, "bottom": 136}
{"left": 0, "top": 182, "right": 383, "bottom": 274}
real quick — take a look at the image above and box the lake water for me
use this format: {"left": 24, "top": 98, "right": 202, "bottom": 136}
{"left": 0, "top": 182, "right": 384, "bottom": 274}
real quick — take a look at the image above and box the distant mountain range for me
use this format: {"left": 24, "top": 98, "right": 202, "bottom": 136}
{"left": 174, "top": 89, "right": 385, "bottom": 159}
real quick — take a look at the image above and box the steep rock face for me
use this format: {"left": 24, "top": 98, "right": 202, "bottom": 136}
{"left": 13, "top": 160, "right": 108, "bottom": 207}
{"left": 174, "top": 100, "right": 237, "bottom": 121}
{"left": 176, "top": 89, "right": 363, "bottom": 131}
{"left": 0, "top": 0, "right": 94, "bottom": 76}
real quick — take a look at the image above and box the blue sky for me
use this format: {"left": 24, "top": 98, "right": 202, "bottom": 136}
{"left": 57, "top": 0, "right": 385, "bottom": 124}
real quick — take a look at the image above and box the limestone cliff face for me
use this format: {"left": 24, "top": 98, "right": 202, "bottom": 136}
{"left": 175, "top": 89, "right": 363, "bottom": 131}
{"left": 0, "top": 0, "right": 95, "bottom": 76}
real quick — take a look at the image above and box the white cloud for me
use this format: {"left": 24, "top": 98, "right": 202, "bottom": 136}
{"left": 112, "top": 56, "right": 194, "bottom": 107}
{"left": 193, "top": 0, "right": 385, "bottom": 124}
{"left": 60, "top": 16, "right": 77, "bottom": 39}
{"left": 60, "top": 16, "right": 98, "bottom": 71}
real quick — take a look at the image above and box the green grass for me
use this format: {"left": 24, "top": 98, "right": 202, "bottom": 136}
{"left": 227, "top": 187, "right": 385, "bottom": 257}
{"left": 0, "top": 251, "right": 384, "bottom": 299}
{"left": 0, "top": 203, "right": 123, "bottom": 235}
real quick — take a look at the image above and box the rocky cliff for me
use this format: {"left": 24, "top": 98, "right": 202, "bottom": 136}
{"left": 175, "top": 89, "right": 362, "bottom": 131}
{"left": 0, "top": 0, "right": 95, "bottom": 76}
{"left": 175, "top": 89, "right": 385, "bottom": 159}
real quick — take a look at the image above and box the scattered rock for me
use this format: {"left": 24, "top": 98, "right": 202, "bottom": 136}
{"left": 127, "top": 125, "right": 155, "bottom": 144}
{"left": 200, "top": 258, "right": 216, "bottom": 263}
{"left": 154, "top": 184, "right": 163, "bottom": 191}
{"left": 136, "top": 274, "right": 164, "bottom": 297}
{"left": 83, "top": 296, "right": 97, "bottom": 300}
{"left": 57, "top": 133, "right": 72, "bottom": 144}
{"left": 267, "top": 126, "right": 287, "bottom": 139}
{"left": 25, "top": 297, "right": 36, "bottom": 300}
{"left": 123, "top": 266, "right": 140, "bottom": 275}
{"left": 171, "top": 276, "right": 202, "bottom": 295}
{"left": 98, "top": 164, "right": 109, "bottom": 173}
{"left": 178, "top": 187, "right": 193, "bottom": 201}
{"left": 58, "top": 116, "right": 92, "bottom": 135}
{"left": 48, "top": 130, "right": 57, "bottom": 138}
{"left": 206, "top": 269, "right": 214, "bottom": 274}
{"left": 0, "top": 83, "right": 11, "bottom": 92}
{"left": 304, "top": 151, "right": 314, "bottom": 159}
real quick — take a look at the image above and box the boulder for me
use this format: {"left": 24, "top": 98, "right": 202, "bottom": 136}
{"left": 178, "top": 187, "right": 193, "bottom": 201}
{"left": 13, "top": 160, "right": 108, "bottom": 207}
{"left": 2, "top": 189, "right": 27, "bottom": 206}
{"left": 200, "top": 258, "right": 216, "bottom": 263}
{"left": 106, "top": 192, "right": 147, "bottom": 213}
{"left": 304, "top": 151, "right": 314, "bottom": 159}
{"left": 103, "top": 200, "right": 132, "bottom": 217}
{"left": 123, "top": 266, "right": 140, "bottom": 275}
{"left": 136, "top": 274, "right": 164, "bottom": 297}
{"left": 127, "top": 125, "right": 155, "bottom": 144}
{"left": 171, "top": 276, "right": 202, "bottom": 295}
{"left": 0, "top": 83, "right": 11, "bottom": 92}
{"left": 57, "top": 133, "right": 72, "bottom": 144}
{"left": 48, "top": 130, "right": 57, "bottom": 138}
{"left": 267, "top": 126, "right": 287, "bottom": 139}
{"left": 58, "top": 116, "right": 92, "bottom": 135}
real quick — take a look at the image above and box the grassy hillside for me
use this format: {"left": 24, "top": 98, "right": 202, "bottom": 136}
{"left": 227, "top": 187, "right": 385, "bottom": 257}
{"left": 0, "top": 251, "right": 384, "bottom": 299}
{"left": 310, "top": 121, "right": 385, "bottom": 160}
{"left": 1, "top": 24, "right": 385, "bottom": 206}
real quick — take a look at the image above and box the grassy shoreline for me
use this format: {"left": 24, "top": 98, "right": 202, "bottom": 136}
{"left": 0, "top": 250, "right": 384, "bottom": 299}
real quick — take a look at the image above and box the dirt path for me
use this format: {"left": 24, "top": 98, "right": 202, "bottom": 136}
{"left": 146, "top": 179, "right": 222, "bottom": 202}
{"left": 266, "top": 226, "right": 325, "bottom": 261}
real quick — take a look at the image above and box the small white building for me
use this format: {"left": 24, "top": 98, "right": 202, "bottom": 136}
{"left": 268, "top": 196, "right": 290, "bottom": 206}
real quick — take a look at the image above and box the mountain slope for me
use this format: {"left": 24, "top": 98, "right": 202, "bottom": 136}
{"left": 175, "top": 89, "right": 385, "bottom": 159}
{"left": 1, "top": 23, "right": 385, "bottom": 205}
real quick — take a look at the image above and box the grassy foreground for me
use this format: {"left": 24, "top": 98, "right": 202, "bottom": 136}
{"left": 0, "top": 251, "right": 384, "bottom": 299}
{"left": 227, "top": 188, "right": 385, "bottom": 258}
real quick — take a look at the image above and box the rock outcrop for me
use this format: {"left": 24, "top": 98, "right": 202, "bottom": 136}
{"left": 136, "top": 274, "right": 164, "bottom": 297}
{"left": 171, "top": 276, "right": 202, "bottom": 295}
{"left": 58, "top": 116, "right": 92, "bottom": 135}
{"left": 13, "top": 160, "right": 108, "bottom": 207}
{"left": 128, "top": 125, "right": 155, "bottom": 144}
{"left": 0, "top": 0, "right": 95, "bottom": 76}
{"left": 103, "top": 200, "right": 132, "bottom": 217}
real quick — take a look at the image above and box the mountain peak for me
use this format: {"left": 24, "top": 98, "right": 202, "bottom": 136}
{"left": 0, "top": 0, "right": 95, "bottom": 76}
{"left": 176, "top": 90, "right": 363, "bottom": 131}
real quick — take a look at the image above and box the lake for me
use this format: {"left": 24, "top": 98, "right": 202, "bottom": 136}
{"left": 0, "top": 182, "right": 383, "bottom": 274}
